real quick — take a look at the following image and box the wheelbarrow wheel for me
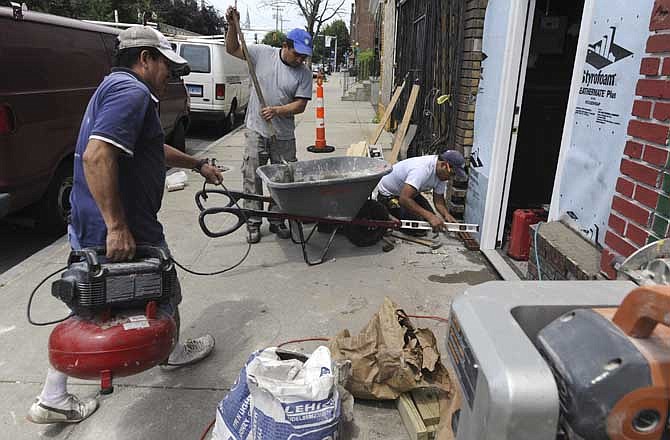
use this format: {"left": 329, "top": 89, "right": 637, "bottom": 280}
{"left": 344, "top": 199, "right": 389, "bottom": 247}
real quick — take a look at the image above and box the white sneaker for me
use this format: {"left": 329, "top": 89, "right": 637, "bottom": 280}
{"left": 27, "top": 394, "right": 98, "bottom": 424}
{"left": 164, "top": 334, "right": 215, "bottom": 367}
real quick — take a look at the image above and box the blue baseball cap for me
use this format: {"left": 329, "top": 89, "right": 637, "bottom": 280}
{"left": 439, "top": 150, "right": 467, "bottom": 178}
{"left": 286, "top": 28, "right": 313, "bottom": 56}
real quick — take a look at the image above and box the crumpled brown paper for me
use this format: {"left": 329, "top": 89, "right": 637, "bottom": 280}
{"left": 329, "top": 297, "right": 453, "bottom": 401}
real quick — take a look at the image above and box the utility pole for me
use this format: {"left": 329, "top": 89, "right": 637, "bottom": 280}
{"left": 279, "top": 14, "right": 289, "bottom": 33}
{"left": 270, "top": 2, "right": 284, "bottom": 32}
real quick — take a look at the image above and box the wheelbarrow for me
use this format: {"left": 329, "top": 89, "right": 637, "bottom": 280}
{"left": 195, "top": 156, "right": 478, "bottom": 266}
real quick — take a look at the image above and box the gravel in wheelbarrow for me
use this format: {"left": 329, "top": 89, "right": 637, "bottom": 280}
{"left": 256, "top": 156, "right": 392, "bottom": 220}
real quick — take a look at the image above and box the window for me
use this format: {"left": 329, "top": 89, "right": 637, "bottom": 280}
{"left": 179, "top": 44, "right": 211, "bottom": 73}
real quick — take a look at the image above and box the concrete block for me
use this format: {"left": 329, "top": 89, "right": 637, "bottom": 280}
{"left": 533, "top": 221, "right": 602, "bottom": 280}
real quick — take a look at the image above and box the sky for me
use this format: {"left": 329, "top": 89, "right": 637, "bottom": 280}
{"left": 208, "top": 0, "right": 351, "bottom": 37}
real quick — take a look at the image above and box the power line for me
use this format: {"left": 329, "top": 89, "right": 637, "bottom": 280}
{"left": 268, "top": 1, "right": 284, "bottom": 31}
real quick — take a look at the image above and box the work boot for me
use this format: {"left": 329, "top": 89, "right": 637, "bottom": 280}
{"left": 269, "top": 222, "right": 291, "bottom": 239}
{"left": 164, "top": 334, "right": 215, "bottom": 367}
{"left": 27, "top": 394, "right": 98, "bottom": 424}
{"left": 247, "top": 225, "right": 261, "bottom": 243}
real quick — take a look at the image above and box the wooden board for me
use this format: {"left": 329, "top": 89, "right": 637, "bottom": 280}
{"left": 387, "top": 84, "right": 420, "bottom": 164}
{"left": 397, "top": 393, "right": 431, "bottom": 440}
{"left": 411, "top": 389, "right": 441, "bottom": 426}
{"left": 346, "top": 141, "right": 368, "bottom": 157}
{"left": 369, "top": 80, "right": 406, "bottom": 145}
{"left": 397, "top": 391, "right": 440, "bottom": 440}
{"left": 399, "top": 124, "right": 418, "bottom": 161}
{"left": 391, "top": 232, "right": 442, "bottom": 249}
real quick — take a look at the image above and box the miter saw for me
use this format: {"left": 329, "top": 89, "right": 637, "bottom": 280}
{"left": 446, "top": 239, "right": 670, "bottom": 440}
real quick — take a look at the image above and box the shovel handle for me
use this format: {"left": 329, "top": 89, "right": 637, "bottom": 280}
{"left": 231, "top": 12, "right": 277, "bottom": 142}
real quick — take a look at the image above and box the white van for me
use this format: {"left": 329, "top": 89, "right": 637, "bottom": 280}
{"left": 171, "top": 38, "right": 250, "bottom": 130}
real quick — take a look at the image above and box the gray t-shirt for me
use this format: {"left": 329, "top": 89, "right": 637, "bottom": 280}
{"left": 245, "top": 44, "right": 312, "bottom": 140}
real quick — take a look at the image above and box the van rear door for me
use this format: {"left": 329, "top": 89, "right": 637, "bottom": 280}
{"left": 179, "top": 43, "right": 213, "bottom": 110}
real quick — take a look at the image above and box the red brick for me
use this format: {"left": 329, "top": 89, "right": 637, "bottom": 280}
{"left": 648, "top": 34, "right": 670, "bottom": 53}
{"left": 620, "top": 158, "right": 661, "bottom": 187}
{"left": 654, "top": 102, "right": 670, "bottom": 121}
{"left": 636, "top": 79, "right": 670, "bottom": 98}
{"left": 651, "top": 0, "right": 670, "bottom": 32}
{"left": 605, "top": 231, "right": 638, "bottom": 257}
{"left": 616, "top": 177, "right": 636, "bottom": 197}
{"left": 624, "top": 141, "right": 644, "bottom": 159}
{"left": 625, "top": 223, "right": 649, "bottom": 247}
{"left": 600, "top": 249, "right": 618, "bottom": 279}
{"left": 641, "top": 57, "right": 661, "bottom": 75}
{"left": 612, "top": 195, "right": 652, "bottom": 226}
{"left": 663, "top": 58, "right": 670, "bottom": 76}
{"left": 634, "top": 184, "right": 660, "bottom": 208}
{"left": 627, "top": 119, "right": 670, "bottom": 144}
{"left": 608, "top": 213, "right": 627, "bottom": 235}
{"left": 633, "top": 100, "right": 653, "bottom": 118}
{"left": 643, "top": 145, "right": 670, "bottom": 166}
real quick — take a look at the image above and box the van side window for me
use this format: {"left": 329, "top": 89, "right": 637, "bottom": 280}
{"left": 179, "top": 44, "right": 211, "bottom": 73}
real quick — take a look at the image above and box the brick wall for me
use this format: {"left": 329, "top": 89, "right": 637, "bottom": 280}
{"left": 601, "top": 0, "right": 670, "bottom": 279}
{"left": 455, "top": 0, "right": 487, "bottom": 158}
{"left": 528, "top": 222, "right": 604, "bottom": 280}
{"left": 352, "top": 0, "right": 375, "bottom": 50}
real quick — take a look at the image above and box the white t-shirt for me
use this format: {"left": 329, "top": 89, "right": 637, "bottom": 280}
{"left": 377, "top": 155, "right": 447, "bottom": 197}
{"left": 245, "top": 44, "right": 313, "bottom": 140}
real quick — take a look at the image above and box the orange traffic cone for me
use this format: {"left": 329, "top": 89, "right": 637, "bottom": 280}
{"left": 307, "top": 74, "right": 335, "bottom": 153}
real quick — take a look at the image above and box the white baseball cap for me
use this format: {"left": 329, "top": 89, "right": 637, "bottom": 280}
{"left": 118, "top": 26, "right": 188, "bottom": 68}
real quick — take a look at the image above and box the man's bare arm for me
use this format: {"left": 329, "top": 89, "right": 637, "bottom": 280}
{"left": 225, "top": 7, "right": 245, "bottom": 60}
{"left": 164, "top": 144, "right": 223, "bottom": 184}
{"left": 82, "top": 139, "right": 135, "bottom": 261}
{"left": 260, "top": 98, "right": 309, "bottom": 120}
{"left": 433, "top": 192, "right": 450, "bottom": 220}
{"left": 398, "top": 184, "right": 445, "bottom": 231}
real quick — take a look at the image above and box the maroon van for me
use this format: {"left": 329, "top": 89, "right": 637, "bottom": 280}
{"left": 0, "top": 6, "right": 190, "bottom": 232}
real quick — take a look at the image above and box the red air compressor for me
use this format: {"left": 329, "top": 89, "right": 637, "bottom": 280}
{"left": 507, "top": 209, "right": 547, "bottom": 261}
{"left": 47, "top": 247, "right": 179, "bottom": 394}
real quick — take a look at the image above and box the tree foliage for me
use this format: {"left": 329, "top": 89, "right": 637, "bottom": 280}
{"left": 25, "top": 0, "right": 225, "bottom": 35}
{"left": 312, "top": 19, "right": 350, "bottom": 64}
{"left": 263, "top": 0, "right": 346, "bottom": 40}
{"left": 262, "top": 31, "right": 287, "bottom": 47}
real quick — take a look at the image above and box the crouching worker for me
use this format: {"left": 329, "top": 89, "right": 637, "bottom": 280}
{"left": 27, "top": 26, "right": 224, "bottom": 424}
{"left": 376, "top": 150, "right": 466, "bottom": 235}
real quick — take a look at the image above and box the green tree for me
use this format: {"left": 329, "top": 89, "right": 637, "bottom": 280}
{"left": 25, "top": 0, "right": 225, "bottom": 35}
{"left": 313, "top": 19, "right": 349, "bottom": 65}
{"left": 262, "top": 31, "right": 287, "bottom": 48}
{"left": 262, "top": 0, "right": 345, "bottom": 40}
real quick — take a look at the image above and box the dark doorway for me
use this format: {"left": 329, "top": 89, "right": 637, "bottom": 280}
{"left": 503, "top": 0, "right": 586, "bottom": 241}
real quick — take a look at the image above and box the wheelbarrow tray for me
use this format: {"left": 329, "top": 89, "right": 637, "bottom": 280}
{"left": 257, "top": 156, "right": 392, "bottom": 220}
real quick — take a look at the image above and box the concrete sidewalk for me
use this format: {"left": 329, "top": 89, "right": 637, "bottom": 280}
{"left": 0, "top": 73, "right": 497, "bottom": 439}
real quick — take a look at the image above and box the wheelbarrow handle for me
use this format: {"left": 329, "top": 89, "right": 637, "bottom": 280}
{"left": 195, "top": 189, "right": 238, "bottom": 211}
{"left": 195, "top": 189, "right": 274, "bottom": 212}
{"left": 198, "top": 207, "right": 247, "bottom": 238}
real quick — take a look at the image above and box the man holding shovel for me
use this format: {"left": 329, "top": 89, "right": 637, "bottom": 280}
{"left": 225, "top": 6, "right": 313, "bottom": 243}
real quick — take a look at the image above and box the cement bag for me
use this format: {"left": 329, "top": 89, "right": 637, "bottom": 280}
{"left": 212, "top": 346, "right": 341, "bottom": 440}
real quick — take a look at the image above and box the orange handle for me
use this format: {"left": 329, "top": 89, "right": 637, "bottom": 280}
{"left": 613, "top": 285, "right": 670, "bottom": 338}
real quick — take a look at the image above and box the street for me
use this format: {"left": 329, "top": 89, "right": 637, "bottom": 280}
{"left": 0, "top": 120, "right": 240, "bottom": 276}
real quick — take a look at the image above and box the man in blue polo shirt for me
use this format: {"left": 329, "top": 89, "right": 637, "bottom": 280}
{"left": 27, "top": 26, "right": 224, "bottom": 424}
